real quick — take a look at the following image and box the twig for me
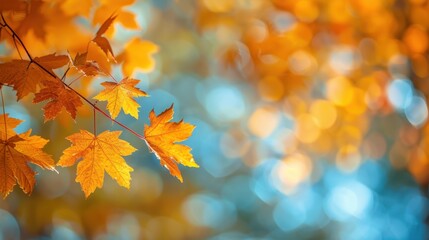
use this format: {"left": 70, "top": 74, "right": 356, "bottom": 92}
{"left": 0, "top": 13, "right": 146, "bottom": 140}
{"left": 0, "top": 87, "right": 7, "bottom": 139}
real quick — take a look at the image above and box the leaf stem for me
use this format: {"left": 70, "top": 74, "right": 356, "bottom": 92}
{"left": 93, "top": 101, "right": 97, "bottom": 136}
{"left": 67, "top": 74, "right": 84, "bottom": 86}
{"left": 0, "top": 88, "right": 7, "bottom": 139}
{"left": 12, "top": 37, "right": 23, "bottom": 59}
{"left": 1, "top": 14, "right": 32, "bottom": 60}
{"left": 61, "top": 66, "right": 70, "bottom": 81}
{"left": 0, "top": 14, "right": 146, "bottom": 141}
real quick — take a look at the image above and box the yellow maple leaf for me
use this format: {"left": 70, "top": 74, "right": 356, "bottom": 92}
{"left": 93, "top": 78, "right": 148, "bottom": 119}
{"left": 0, "top": 114, "right": 55, "bottom": 198}
{"left": 144, "top": 105, "right": 198, "bottom": 182}
{"left": 0, "top": 53, "right": 69, "bottom": 99}
{"left": 117, "top": 38, "right": 159, "bottom": 77}
{"left": 57, "top": 130, "right": 136, "bottom": 197}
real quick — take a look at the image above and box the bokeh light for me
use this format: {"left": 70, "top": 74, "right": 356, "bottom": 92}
{"left": 1, "top": 0, "right": 429, "bottom": 239}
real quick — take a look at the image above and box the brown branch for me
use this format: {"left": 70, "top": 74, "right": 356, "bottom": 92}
{"left": 0, "top": 13, "right": 146, "bottom": 141}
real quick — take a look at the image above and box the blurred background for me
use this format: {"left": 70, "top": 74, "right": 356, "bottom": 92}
{"left": 1, "top": 0, "right": 429, "bottom": 239}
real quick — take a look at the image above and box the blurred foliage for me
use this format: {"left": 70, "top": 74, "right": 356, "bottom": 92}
{"left": 0, "top": 0, "right": 428, "bottom": 239}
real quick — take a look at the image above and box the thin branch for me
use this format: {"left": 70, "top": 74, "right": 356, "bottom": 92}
{"left": 1, "top": 14, "right": 32, "bottom": 60}
{"left": 0, "top": 26, "right": 23, "bottom": 59}
{"left": 107, "top": 72, "right": 118, "bottom": 83}
{"left": 0, "top": 14, "right": 146, "bottom": 141}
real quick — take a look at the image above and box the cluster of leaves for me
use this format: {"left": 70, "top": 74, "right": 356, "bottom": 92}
{"left": 0, "top": 1, "right": 198, "bottom": 198}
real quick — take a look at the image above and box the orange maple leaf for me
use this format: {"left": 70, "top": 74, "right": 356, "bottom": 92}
{"left": 71, "top": 52, "right": 100, "bottom": 76}
{"left": 60, "top": 0, "right": 93, "bottom": 17}
{"left": 86, "top": 41, "right": 111, "bottom": 74}
{"left": 144, "top": 105, "right": 198, "bottom": 182}
{"left": 57, "top": 130, "right": 136, "bottom": 197}
{"left": 93, "top": 15, "right": 116, "bottom": 60}
{"left": 33, "top": 80, "right": 83, "bottom": 121}
{"left": 93, "top": 78, "right": 148, "bottom": 119}
{"left": 0, "top": 53, "right": 69, "bottom": 99}
{"left": 117, "top": 38, "right": 159, "bottom": 77}
{"left": 0, "top": 114, "right": 55, "bottom": 198}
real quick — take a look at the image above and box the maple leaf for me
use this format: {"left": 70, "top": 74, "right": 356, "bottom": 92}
{"left": 93, "top": 78, "right": 147, "bottom": 119}
{"left": 92, "top": 15, "right": 116, "bottom": 61}
{"left": 0, "top": 53, "right": 69, "bottom": 99}
{"left": 0, "top": 114, "right": 55, "bottom": 198}
{"left": 117, "top": 38, "right": 159, "bottom": 76}
{"left": 144, "top": 105, "right": 198, "bottom": 182}
{"left": 69, "top": 16, "right": 116, "bottom": 76}
{"left": 87, "top": 41, "right": 111, "bottom": 74}
{"left": 57, "top": 130, "right": 136, "bottom": 197}
{"left": 33, "top": 80, "right": 83, "bottom": 121}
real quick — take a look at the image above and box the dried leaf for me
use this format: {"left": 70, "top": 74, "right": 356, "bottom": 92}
{"left": 144, "top": 105, "right": 198, "bottom": 182}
